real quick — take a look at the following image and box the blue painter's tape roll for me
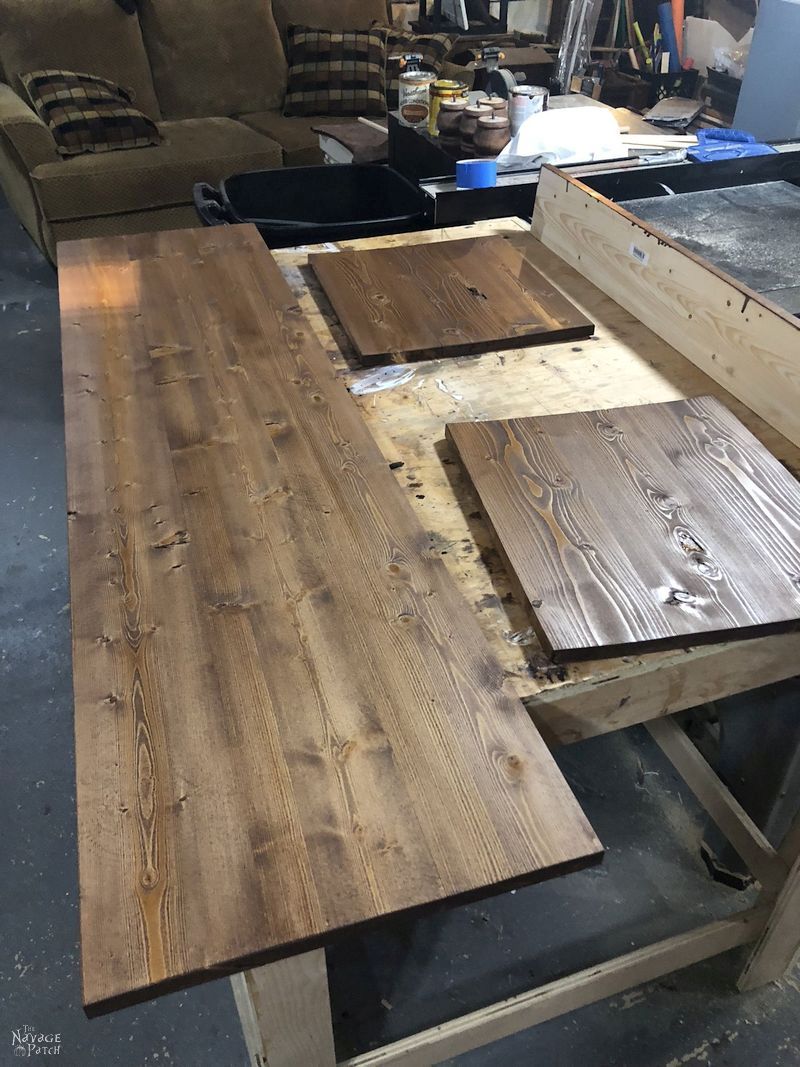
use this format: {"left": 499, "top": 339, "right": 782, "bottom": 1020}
{"left": 456, "top": 158, "right": 497, "bottom": 189}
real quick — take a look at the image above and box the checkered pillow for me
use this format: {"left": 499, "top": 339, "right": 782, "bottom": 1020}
{"left": 378, "top": 27, "right": 459, "bottom": 111}
{"left": 284, "top": 26, "right": 388, "bottom": 117}
{"left": 20, "top": 70, "right": 161, "bottom": 157}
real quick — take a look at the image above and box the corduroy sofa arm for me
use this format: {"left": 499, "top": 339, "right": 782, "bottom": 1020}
{"left": 0, "top": 82, "right": 60, "bottom": 169}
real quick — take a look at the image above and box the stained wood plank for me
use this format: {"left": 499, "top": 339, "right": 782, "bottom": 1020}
{"left": 447, "top": 396, "right": 800, "bottom": 661}
{"left": 309, "top": 235, "right": 594, "bottom": 362}
{"left": 59, "top": 224, "right": 602, "bottom": 1014}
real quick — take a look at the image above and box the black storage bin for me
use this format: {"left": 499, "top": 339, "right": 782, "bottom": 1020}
{"left": 194, "top": 164, "right": 429, "bottom": 247}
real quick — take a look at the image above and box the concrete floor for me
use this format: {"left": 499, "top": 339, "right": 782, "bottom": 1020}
{"left": 1, "top": 197, "right": 799, "bottom": 1066}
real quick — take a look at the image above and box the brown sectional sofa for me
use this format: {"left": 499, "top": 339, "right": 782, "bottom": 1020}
{"left": 0, "top": 0, "right": 389, "bottom": 260}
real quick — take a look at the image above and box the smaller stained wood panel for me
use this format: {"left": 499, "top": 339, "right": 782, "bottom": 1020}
{"left": 447, "top": 397, "right": 800, "bottom": 661}
{"left": 310, "top": 236, "right": 594, "bottom": 362}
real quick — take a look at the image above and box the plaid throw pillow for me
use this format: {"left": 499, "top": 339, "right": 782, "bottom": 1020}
{"left": 284, "top": 26, "right": 388, "bottom": 117}
{"left": 21, "top": 70, "right": 161, "bottom": 157}
{"left": 378, "top": 27, "right": 458, "bottom": 110}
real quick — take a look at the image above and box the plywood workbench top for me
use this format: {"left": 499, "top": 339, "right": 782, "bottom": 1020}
{"left": 275, "top": 218, "right": 800, "bottom": 745}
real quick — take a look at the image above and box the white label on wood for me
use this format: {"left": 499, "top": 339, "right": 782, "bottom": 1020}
{"left": 628, "top": 242, "right": 650, "bottom": 266}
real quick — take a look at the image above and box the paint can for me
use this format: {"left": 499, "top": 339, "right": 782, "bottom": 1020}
{"left": 508, "top": 85, "right": 548, "bottom": 136}
{"left": 428, "top": 79, "right": 469, "bottom": 136}
{"left": 398, "top": 54, "right": 437, "bottom": 129}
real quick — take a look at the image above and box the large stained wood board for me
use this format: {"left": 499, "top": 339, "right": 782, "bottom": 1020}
{"left": 309, "top": 235, "right": 594, "bottom": 362}
{"left": 59, "top": 224, "right": 602, "bottom": 1014}
{"left": 447, "top": 396, "right": 800, "bottom": 661}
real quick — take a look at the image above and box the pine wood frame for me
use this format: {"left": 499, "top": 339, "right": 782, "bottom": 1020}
{"left": 232, "top": 717, "right": 800, "bottom": 1066}
{"left": 229, "top": 211, "right": 800, "bottom": 1065}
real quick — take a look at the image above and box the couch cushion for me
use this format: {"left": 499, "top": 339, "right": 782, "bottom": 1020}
{"left": 0, "top": 0, "right": 162, "bottom": 120}
{"left": 31, "top": 117, "right": 282, "bottom": 221}
{"left": 238, "top": 112, "right": 323, "bottom": 167}
{"left": 272, "top": 0, "right": 389, "bottom": 44}
{"left": 137, "top": 0, "right": 287, "bottom": 120}
{"left": 284, "top": 27, "right": 387, "bottom": 118}
{"left": 21, "top": 70, "right": 161, "bottom": 157}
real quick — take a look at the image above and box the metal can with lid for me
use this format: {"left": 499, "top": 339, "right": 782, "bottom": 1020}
{"left": 428, "top": 79, "right": 468, "bottom": 136}
{"left": 508, "top": 85, "right": 548, "bottom": 136}
{"left": 398, "top": 53, "right": 437, "bottom": 129}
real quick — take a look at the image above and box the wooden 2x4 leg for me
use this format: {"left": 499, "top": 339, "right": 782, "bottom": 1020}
{"left": 738, "top": 809, "right": 800, "bottom": 991}
{"left": 232, "top": 949, "right": 336, "bottom": 1067}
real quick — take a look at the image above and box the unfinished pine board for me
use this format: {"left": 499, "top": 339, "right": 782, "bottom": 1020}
{"left": 447, "top": 396, "right": 800, "bottom": 661}
{"left": 341, "top": 906, "right": 769, "bottom": 1066}
{"left": 532, "top": 166, "right": 800, "bottom": 450}
{"left": 233, "top": 949, "right": 336, "bottom": 1067}
{"left": 60, "top": 224, "right": 602, "bottom": 1014}
{"left": 275, "top": 218, "right": 800, "bottom": 743}
{"left": 309, "top": 235, "right": 594, "bottom": 363}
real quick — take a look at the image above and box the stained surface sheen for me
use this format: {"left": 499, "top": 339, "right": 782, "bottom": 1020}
{"left": 310, "top": 235, "right": 594, "bottom": 361}
{"left": 447, "top": 396, "right": 800, "bottom": 660}
{"left": 59, "top": 224, "right": 602, "bottom": 1013}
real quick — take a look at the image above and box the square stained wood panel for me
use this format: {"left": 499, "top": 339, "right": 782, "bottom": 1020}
{"left": 310, "top": 236, "right": 594, "bottom": 362}
{"left": 447, "top": 396, "right": 800, "bottom": 661}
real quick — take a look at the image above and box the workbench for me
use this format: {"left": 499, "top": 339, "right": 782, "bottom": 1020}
{"left": 61, "top": 195, "right": 800, "bottom": 1063}
{"left": 280, "top": 216, "right": 800, "bottom": 748}
{"left": 248, "top": 213, "right": 800, "bottom": 1065}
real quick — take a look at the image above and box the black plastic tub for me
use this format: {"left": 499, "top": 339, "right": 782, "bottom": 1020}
{"left": 193, "top": 164, "right": 429, "bottom": 248}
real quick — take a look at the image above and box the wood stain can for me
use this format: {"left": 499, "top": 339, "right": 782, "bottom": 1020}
{"left": 398, "top": 54, "right": 436, "bottom": 129}
{"left": 509, "top": 84, "right": 549, "bottom": 136}
{"left": 428, "top": 79, "right": 469, "bottom": 136}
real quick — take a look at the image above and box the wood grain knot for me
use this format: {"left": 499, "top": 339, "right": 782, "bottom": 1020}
{"left": 210, "top": 599, "right": 254, "bottom": 614}
{"left": 335, "top": 740, "right": 357, "bottom": 763}
{"left": 263, "top": 419, "right": 289, "bottom": 438}
{"left": 152, "top": 530, "right": 190, "bottom": 550}
{"left": 689, "top": 553, "right": 721, "bottom": 579}
{"left": 467, "top": 285, "right": 488, "bottom": 300}
{"left": 664, "top": 589, "right": 696, "bottom": 606}
{"left": 596, "top": 420, "right": 623, "bottom": 441}
{"left": 506, "top": 754, "right": 523, "bottom": 775}
{"left": 675, "top": 528, "right": 704, "bottom": 554}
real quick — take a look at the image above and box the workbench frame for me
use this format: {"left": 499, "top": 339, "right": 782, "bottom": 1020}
{"left": 232, "top": 722, "right": 800, "bottom": 1067}
{"left": 229, "top": 209, "right": 800, "bottom": 1066}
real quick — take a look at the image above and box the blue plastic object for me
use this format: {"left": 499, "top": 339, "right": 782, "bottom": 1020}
{"left": 687, "top": 127, "right": 778, "bottom": 163}
{"left": 657, "top": 3, "right": 681, "bottom": 73}
{"left": 456, "top": 158, "right": 498, "bottom": 189}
